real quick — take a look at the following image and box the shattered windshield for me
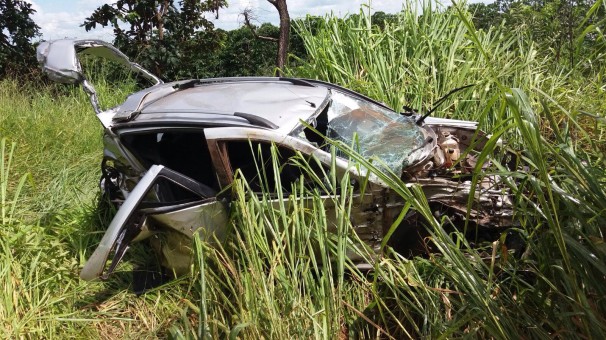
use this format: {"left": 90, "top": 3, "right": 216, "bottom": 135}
{"left": 325, "top": 91, "right": 426, "bottom": 175}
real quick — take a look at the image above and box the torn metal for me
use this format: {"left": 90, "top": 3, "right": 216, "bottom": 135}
{"left": 38, "top": 39, "right": 515, "bottom": 281}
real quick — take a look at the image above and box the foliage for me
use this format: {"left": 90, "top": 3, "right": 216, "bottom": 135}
{"left": 216, "top": 24, "right": 279, "bottom": 77}
{"left": 171, "top": 153, "right": 368, "bottom": 338}
{"left": 0, "top": 78, "right": 194, "bottom": 338}
{"left": 171, "top": 2, "right": 605, "bottom": 337}
{"left": 468, "top": 2, "right": 503, "bottom": 31}
{"left": 169, "top": 90, "right": 606, "bottom": 337}
{"left": 1, "top": 0, "right": 606, "bottom": 338}
{"left": 0, "top": 0, "right": 40, "bottom": 78}
{"left": 468, "top": 0, "right": 606, "bottom": 70}
{"left": 289, "top": 1, "right": 554, "bottom": 130}
{"left": 369, "top": 11, "right": 400, "bottom": 29}
{"left": 83, "top": 0, "right": 227, "bottom": 80}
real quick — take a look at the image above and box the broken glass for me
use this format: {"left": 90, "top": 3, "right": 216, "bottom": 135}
{"left": 326, "top": 92, "right": 425, "bottom": 175}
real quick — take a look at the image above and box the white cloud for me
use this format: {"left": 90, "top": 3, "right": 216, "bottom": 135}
{"left": 27, "top": 0, "right": 457, "bottom": 39}
{"left": 27, "top": 0, "right": 114, "bottom": 41}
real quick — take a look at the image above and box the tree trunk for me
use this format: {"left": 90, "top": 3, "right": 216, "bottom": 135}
{"left": 268, "top": 0, "right": 290, "bottom": 76}
{"left": 155, "top": 0, "right": 170, "bottom": 41}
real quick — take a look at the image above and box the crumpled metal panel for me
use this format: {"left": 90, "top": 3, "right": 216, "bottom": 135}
{"left": 36, "top": 40, "right": 83, "bottom": 84}
{"left": 37, "top": 39, "right": 162, "bottom": 121}
{"left": 148, "top": 200, "right": 229, "bottom": 275}
{"left": 80, "top": 165, "right": 166, "bottom": 281}
{"left": 415, "top": 176, "right": 514, "bottom": 225}
{"left": 37, "top": 39, "right": 162, "bottom": 85}
{"left": 149, "top": 200, "right": 229, "bottom": 240}
{"left": 140, "top": 82, "right": 328, "bottom": 134}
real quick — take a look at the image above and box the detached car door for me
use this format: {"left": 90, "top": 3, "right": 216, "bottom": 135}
{"left": 80, "top": 165, "right": 228, "bottom": 280}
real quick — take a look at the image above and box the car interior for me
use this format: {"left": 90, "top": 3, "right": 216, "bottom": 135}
{"left": 121, "top": 130, "right": 220, "bottom": 202}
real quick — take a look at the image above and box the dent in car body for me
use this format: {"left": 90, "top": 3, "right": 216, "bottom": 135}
{"left": 39, "top": 39, "right": 515, "bottom": 281}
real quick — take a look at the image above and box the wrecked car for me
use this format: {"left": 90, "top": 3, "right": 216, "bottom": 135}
{"left": 36, "top": 39, "right": 513, "bottom": 281}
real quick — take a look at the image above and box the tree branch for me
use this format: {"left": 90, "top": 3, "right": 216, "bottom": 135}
{"left": 242, "top": 9, "right": 278, "bottom": 42}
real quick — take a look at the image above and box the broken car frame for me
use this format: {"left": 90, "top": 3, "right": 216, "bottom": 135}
{"left": 37, "top": 39, "right": 514, "bottom": 281}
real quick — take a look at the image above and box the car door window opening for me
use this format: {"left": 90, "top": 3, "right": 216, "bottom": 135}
{"left": 121, "top": 131, "right": 221, "bottom": 196}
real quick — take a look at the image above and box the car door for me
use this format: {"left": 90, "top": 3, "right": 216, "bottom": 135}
{"left": 80, "top": 165, "right": 228, "bottom": 281}
{"left": 206, "top": 128, "right": 387, "bottom": 263}
{"left": 36, "top": 39, "right": 162, "bottom": 127}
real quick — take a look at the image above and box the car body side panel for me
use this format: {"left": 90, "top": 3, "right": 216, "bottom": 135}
{"left": 148, "top": 201, "right": 229, "bottom": 241}
{"left": 147, "top": 200, "right": 229, "bottom": 275}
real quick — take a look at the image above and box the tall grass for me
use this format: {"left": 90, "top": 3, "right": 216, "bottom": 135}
{"left": 289, "top": 0, "right": 606, "bottom": 141}
{"left": 291, "top": 1, "right": 556, "bottom": 127}
{"left": 1, "top": 0, "right": 605, "bottom": 338}
{"left": 174, "top": 99, "right": 604, "bottom": 337}
{"left": 0, "top": 79, "right": 101, "bottom": 218}
{"left": 0, "top": 81, "right": 195, "bottom": 338}
{"left": 173, "top": 1, "right": 606, "bottom": 338}
{"left": 170, "top": 150, "right": 380, "bottom": 338}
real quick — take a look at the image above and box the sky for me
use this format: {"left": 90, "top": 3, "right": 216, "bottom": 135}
{"left": 24, "top": 0, "right": 419, "bottom": 41}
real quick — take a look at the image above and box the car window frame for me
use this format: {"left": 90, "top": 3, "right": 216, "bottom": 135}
{"left": 205, "top": 127, "right": 345, "bottom": 190}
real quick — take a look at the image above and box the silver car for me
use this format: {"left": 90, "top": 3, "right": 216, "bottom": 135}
{"left": 37, "top": 39, "right": 513, "bottom": 281}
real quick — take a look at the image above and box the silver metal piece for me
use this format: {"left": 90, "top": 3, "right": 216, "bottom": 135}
{"left": 37, "top": 39, "right": 162, "bottom": 125}
{"left": 37, "top": 39, "right": 515, "bottom": 281}
{"left": 81, "top": 165, "right": 165, "bottom": 281}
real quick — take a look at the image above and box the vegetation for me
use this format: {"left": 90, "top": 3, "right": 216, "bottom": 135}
{"left": 0, "top": 0, "right": 40, "bottom": 78}
{"left": 0, "top": 0, "right": 605, "bottom": 338}
{"left": 83, "top": 0, "right": 227, "bottom": 80}
{"left": 468, "top": 0, "right": 606, "bottom": 68}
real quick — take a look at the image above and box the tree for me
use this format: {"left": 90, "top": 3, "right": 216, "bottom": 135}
{"left": 217, "top": 24, "right": 278, "bottom": 77}
{"left": 271, "top": 0, "right": 290, "bottom": 74}
{"left": 0, "top": 0, "right": 40, "bottom": 77}
{"left": 371, "top": 11, "right": 398, "bottom": 30}
{"left": 83, "top": 0, "right": 227, "bottom": 80}
{"left": 468, "top": 2, "right": 503, "bottom": 31}
{"left": 508, "top": 0, "right": 602, "bottom": 67}
{"left": 467, "top": 0, "right": 604, "bottom": 69}
{"left": 243, "top": 0, "right": 290, "bottom": 75}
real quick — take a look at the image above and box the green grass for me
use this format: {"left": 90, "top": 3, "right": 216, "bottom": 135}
{"left": 0, "top": 79, "right": 194, "bottom": 338}
{"left": 1, "top": 0, "right": 605, "bottom": 338}
{"left": 282, "top": 1, "right": 605, "bottom": 337}
{"left": 0, "top": 80, "right": 100, "bottom": 216}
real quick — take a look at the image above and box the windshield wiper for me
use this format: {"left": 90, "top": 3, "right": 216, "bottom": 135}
{"left": 415, "top": 84, "right": 475, "bottom": 126}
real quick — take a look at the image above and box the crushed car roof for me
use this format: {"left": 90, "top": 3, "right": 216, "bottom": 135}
{"left": 113, "top": 78, "right": 329, "bottom": 134}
